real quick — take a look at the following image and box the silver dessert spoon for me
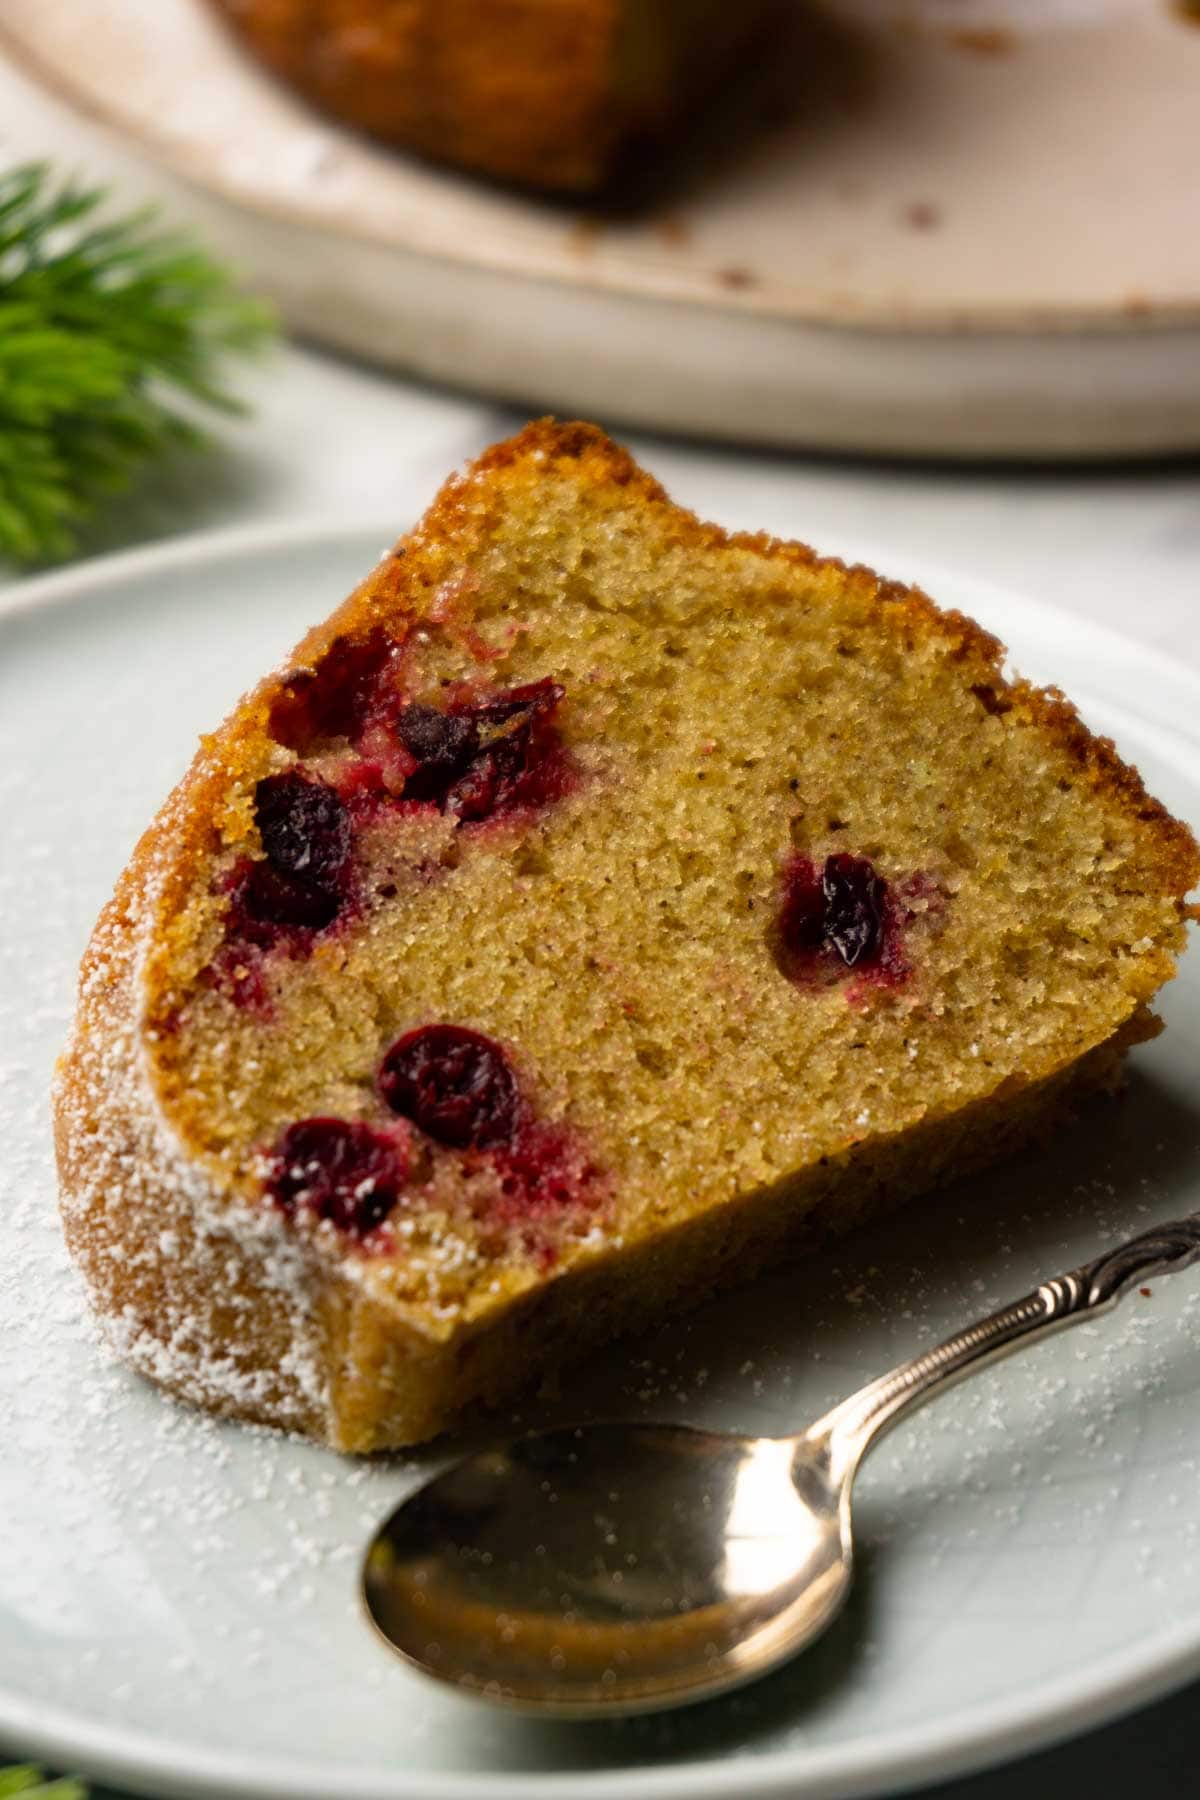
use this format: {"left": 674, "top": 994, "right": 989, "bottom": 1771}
{"left": 363, "top": 1212, "right": 1200, "bottom": 1717}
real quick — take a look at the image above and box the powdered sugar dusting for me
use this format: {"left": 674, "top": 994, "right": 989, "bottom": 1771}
{"left": 54, "top": 808, "right": 336, "bottom": 1435}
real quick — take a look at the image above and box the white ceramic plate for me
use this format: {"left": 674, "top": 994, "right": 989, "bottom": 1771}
{"left": 2, "top": 517, "right": 1200, "bottom": 1800}
{"left": 4, "top": 0, "right": 1200, "bottom": 456}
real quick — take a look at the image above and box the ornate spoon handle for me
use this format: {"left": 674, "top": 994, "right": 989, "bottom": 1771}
{"left": 813, "top": 1213, "right": 1200, "bottom": 1477}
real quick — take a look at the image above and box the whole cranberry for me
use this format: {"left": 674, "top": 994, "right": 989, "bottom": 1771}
{"left": 379, "top": 1024, "right": 520, "bottom": 1149}
{"left": 778, "top": 852, "right": 889, "bottom": 972}
{"left": 234, "top": 861, "right": 342, "bottom": 933}
{"left": 225, "top": 771, "right": 353, "bottom": 937}
{"left": 395, "top": 704, "right": 480, "bottom": 799}
{"left": 821, "top": 854, "right": 886, "bottom": 967}
{"left": 265, "top": 1117, "right": 405, "bottom": 1237}
{"left": 255, "top": 772, "right": 351, "bottom": 886}
{"left": 395, "top": 679, "right": 566, "bottom": 821}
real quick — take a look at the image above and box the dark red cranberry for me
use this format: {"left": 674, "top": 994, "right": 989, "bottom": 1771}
{"left": 395, "top": 679, "right": 567, "bottom": 822}
{"left": 268, "top": 628, "right": 398, "bottom": 751}
{"left": 233, "top": 860, "right": 342, "bottom": 935}
{"left": 395, "top": 704, "right": 480, "bottom": 798}
{"left": 265, "top": 1117, "right": 405, "bottom": 1237}
{"left": 777, "top": 857, "right": 826, "bottom": 958}
{"left": 223, "top": 771, "right": 353, "bottom": 939}
{"left": 821, "top": 854, "right": 886, "bottom": 967}
{"left": 778, "top": 852, "right": 889, "bottom": 973}
{"left": 255, "top": 772, "right": 351, "bottom": 886}
{"left": 443, "top": 740, "right": 517, "bottom": 821}
{"left": 379, "top": 1024, "right": 520, "bottom": 1149}
{"left": 449, "top": 686, "right": 566, "bottom": 820}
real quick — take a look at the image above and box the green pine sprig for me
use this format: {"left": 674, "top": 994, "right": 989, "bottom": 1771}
{"left": 0, "top": 161, "right": 274, "bottom": 565}
{"left": 0, "top": 1765, "right": 86, "bottom": 1798}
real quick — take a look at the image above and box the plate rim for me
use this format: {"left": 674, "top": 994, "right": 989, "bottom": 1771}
{"left": 4, "top": 11, "right": 1200, "bottom": 340}
{"left": 5, "top": 1619, "right": 1200, "bottom": 1800}
{"left": 3, "top": 518, "right": 1200, "bottom": 1800}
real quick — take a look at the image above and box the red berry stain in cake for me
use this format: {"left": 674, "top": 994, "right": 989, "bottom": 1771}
{"left": 778, "top": 853, "right": 910, "bottom": 988}
{"left": 265, "top": 611, "right": 572, "bottom": 825}
{"left": 394, "top": 678, "right": 571, "bottom": 823}
{"left": 268, "top": 627, "right": 403, "bottom": 751}
{"left": 326, "top": 748, "right": 403, "bottom": 820}
{"left": 489, "top": 1119, "right": 604, "bottom": 1232}
{"left": 379, "top": 1024, "right": 519, "bottom": 1149}
{"left": 265, "top": 1116, "right": 410, "bottom": 1239}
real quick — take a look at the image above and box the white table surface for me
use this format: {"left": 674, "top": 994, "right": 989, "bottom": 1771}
{"left": 3, "top": 44, "right": 1200, "bottom": 1800}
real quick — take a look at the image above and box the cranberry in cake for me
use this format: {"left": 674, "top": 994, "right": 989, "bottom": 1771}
{"left": 379, "top": 1025, "right": 520, "bottom": 1150}
{"left": 266, "top": 1117, "right": 408, "bottom": 1239}
{"left": 54, "top": 421, "right": 1198, "bottom": 1451}
{"left": 225, "top": 773, "right": 353, "bottom": 937}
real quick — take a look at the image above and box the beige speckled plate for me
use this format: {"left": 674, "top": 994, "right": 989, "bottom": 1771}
{"left": 4, "top": 0, "right": 1200, "bottom": 455}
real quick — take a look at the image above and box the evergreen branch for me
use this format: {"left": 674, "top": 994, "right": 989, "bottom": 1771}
{"left": 0, "top": 1765, "right": 86, "bottom": 1798}
{"left": 0, "top": 162, "right": 274, "bottom": 564}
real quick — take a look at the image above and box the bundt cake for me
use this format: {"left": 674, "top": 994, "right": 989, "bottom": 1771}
{"left": 54, "top": 421, "right": 1198, "bottom": 1452}
{"left": 206, "top": 0, "right": 779, "bottom": 191}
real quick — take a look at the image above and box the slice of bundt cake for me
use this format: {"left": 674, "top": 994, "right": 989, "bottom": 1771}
{"left": 55, "top": 422, "right": 1198, "bottom": 1451}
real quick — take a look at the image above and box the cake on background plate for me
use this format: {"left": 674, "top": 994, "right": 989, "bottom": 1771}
{"left": 206, "top": 0, "right": 781, "bottom": 192}
{"left": 54, "top": 421, "right": 1198, "bottom": 1451}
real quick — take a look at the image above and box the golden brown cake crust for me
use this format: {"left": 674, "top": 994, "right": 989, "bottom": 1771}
{"left": 54, "top": 420, "right": 1199, "bottom": 1451}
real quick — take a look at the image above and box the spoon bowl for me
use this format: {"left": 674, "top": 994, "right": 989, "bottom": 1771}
{"left": 363, "top": 1422, "right": 851, "bottom": 1714}
{"left": 363, "top": 1213, "right": 1200, "bottom": 1715}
